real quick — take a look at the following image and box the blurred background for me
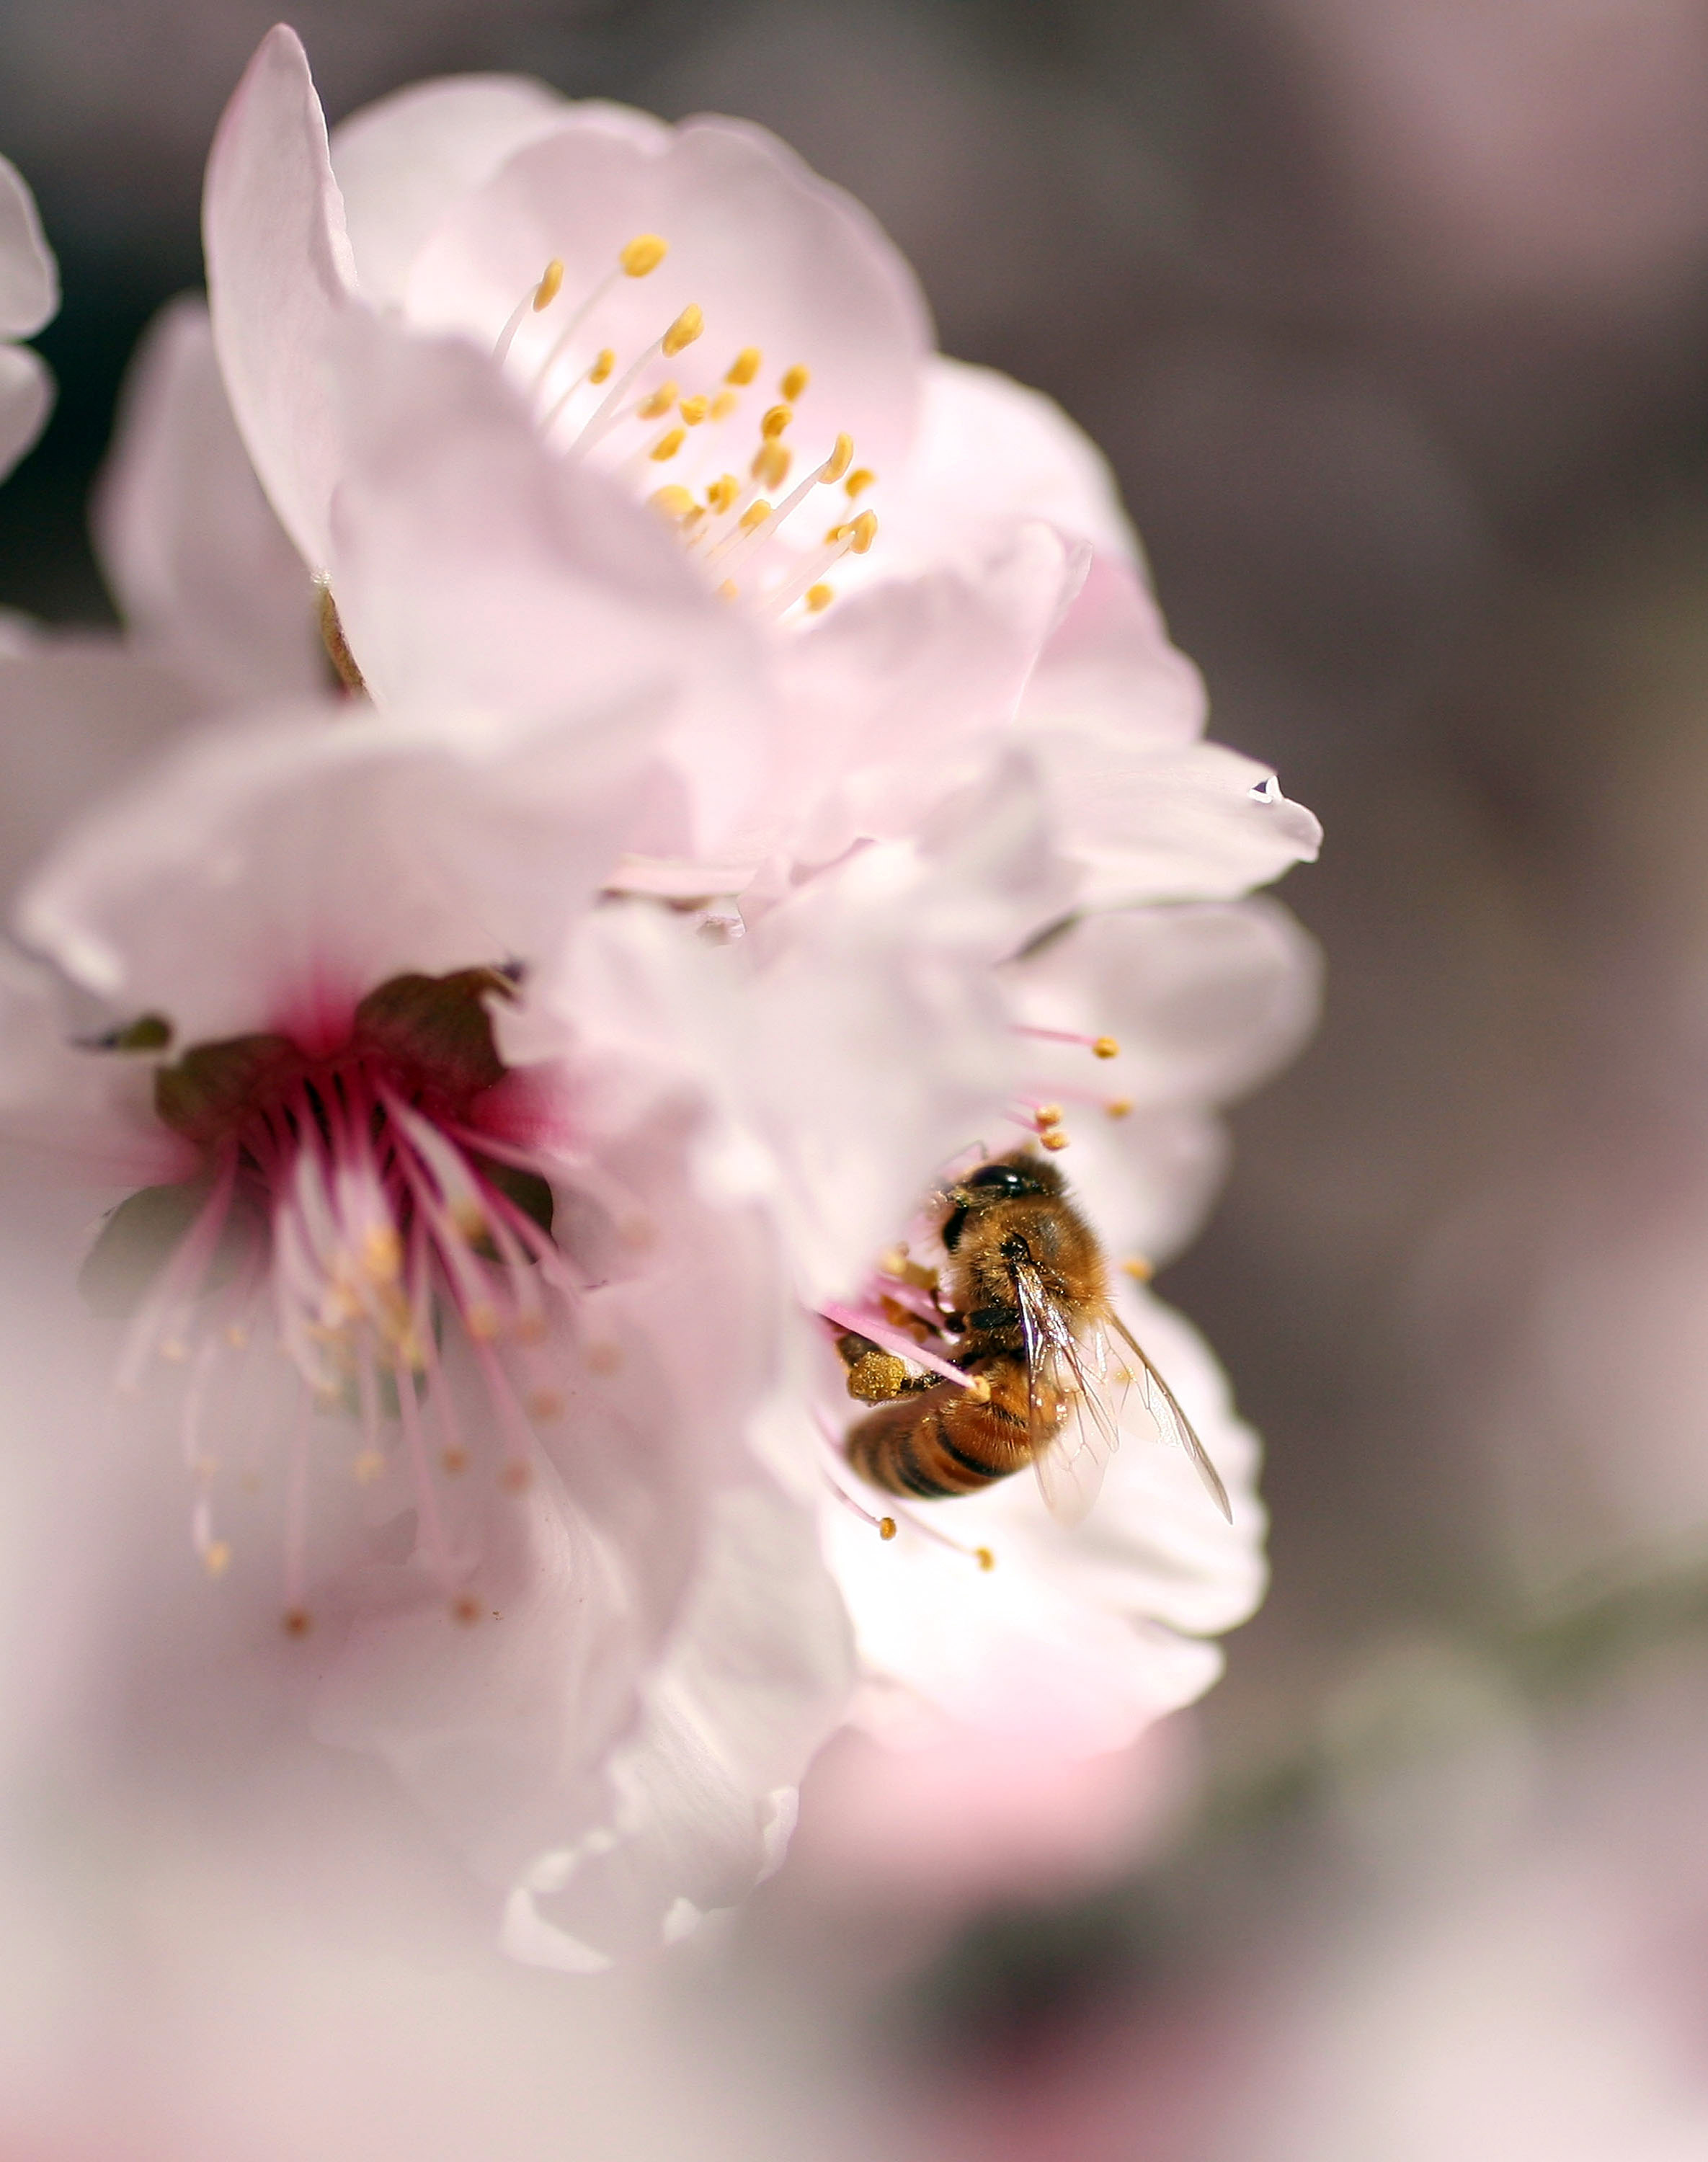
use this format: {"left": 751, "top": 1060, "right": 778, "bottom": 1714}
{"left": 10, "top": 1, "right": 1708, "bottom": 2153}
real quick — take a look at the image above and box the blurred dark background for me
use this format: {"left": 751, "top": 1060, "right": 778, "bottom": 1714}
{"left": 12, "top": 2, "right": 1708, "bottom": 2148}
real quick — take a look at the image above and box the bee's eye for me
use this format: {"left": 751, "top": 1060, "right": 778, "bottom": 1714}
{"left": 965, "top": 1162, "right": 1036, "bottom": 1198}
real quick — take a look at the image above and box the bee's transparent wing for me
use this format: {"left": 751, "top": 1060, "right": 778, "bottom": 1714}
{"left": 1014, "top": 1263, "right": 1121, "bottom": 1526}
{"left": 1108, "top": 1311, "right": 1232, "bottom": 1521}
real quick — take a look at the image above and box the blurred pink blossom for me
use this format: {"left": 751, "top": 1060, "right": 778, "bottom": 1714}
{"left": 0, "top": 154, "right": 56, "bottom": 481}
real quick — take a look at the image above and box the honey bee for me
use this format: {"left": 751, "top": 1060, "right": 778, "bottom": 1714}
{"left": 841, "top": 1149, "right": 1231, "bottom": 1526}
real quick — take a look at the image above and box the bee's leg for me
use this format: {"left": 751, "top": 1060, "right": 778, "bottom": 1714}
{"left": 836, "top": 1330, "right": 933, "bottom": 1402}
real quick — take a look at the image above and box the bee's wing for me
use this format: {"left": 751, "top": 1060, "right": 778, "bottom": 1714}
{"left": 1107, "top": 1310, "right": 1232, "bottom": 1522}
{"left": 1014, "top": 1263, "right": 1121, "bottom": 1526}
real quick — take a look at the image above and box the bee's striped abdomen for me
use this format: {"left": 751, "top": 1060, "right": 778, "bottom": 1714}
{"left": 845, "top": 1356, "right": 1034, "bottom": 1500}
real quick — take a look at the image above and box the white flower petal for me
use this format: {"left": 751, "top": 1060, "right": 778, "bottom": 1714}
{"left": 204, "top": 24, "right": 358, "bottom": 569}
{"left": 329, "top": 74, "right": 566, "bottom": 308}
{"left": 0, "top": 342, "right": 51, "bottom": 485}
{"left": 0, "top": 153, "right": 57, "bottom": 341}
{"left": 93, "top": 296, "right": 321, "bottom": 707}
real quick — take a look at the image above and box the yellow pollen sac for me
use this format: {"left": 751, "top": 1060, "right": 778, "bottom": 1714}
{"left": 780, "top": 362, "right": 811, "bottom": 401}
{"left": 527, "top": 1389, "right": 565, "bottom": 1422}
{"left": 620, "top": 233, "right": 668, "bottom": 277}
{"left": 849, "top": 509, "right": 879, "bottom": 554}
{"left": 499, "top": 1460, "right": 533, "bottom": 1494}
{"left": 844, "top": 467, "right": 876, "bottom": 498}
{"left": 650, "top": 427, "right": 687, "bottom": 462}
{"left": 717, "top": 578, "right": 739, "bottom": 600}
{"left": 1105, "top": 1098, "right": 1133, "bottom": 1119}
{"left": 760, "top": 403, "right": 792, "bottom": 440}
{"left": 590, "top": 347, "right": 615, "bottom": 384}
{"left": 1041, "top": 1129, "right": 1069, "bottom": 1152}
{"left": 636, "top": 379, "right": 678, "bottom": 419}
{"left": 282, "top": 1607, "right": 313, "bottom": 1639}
{"left": 533, "top": 258, "right": 564, "bottom": 310}
{"left": 202, "top": 1540, "right": 232, "bottom": 1580}
{"left": 1093, "top": 1035, "right": 1120, "bottom": 1059}
{"left": 975, "top": 1547, "right": 996, "bottom": 1572}
{"left": 710, "top": 389, "right": 738, "bottom": 421}
{"left": 441, "top": 1446, "right": 469, "bottom": 1477}
{"left": 739, "top": 498, "right": 773, "bottom": 531}
{"left": 362, "top": 1224, "right": 403, "bottom": 1282}
{"left": 752, "top": 442, "right": 791, "bottom": 489}
{"left": 1035, "top": 1103, "right": 1064, "bottom": 1126}
{"left": 726, "top": 347, "right": 762, "bottom": 386}
{"left": 679, "top": 393, "right": 709, "bottom": 424}
{"left": 352, "top": 1449, "right": 386, "bottom": 1486}
{"left": 662, "top": 304, "right": 703, "bottom": 357}
{"left": 649, "top": 484, "right": 697, "bottom": 521}
{"left": 706, "top": 473, "right": 740, "bottom": 514}
{"left": 451, "top": 1594, "right": 482, "bottom": 1627}
{"left": 822, "top": 432, "right": 853, "bottom": 483}
{"left": 805, "top": 583, "right": 834, "bottom": 613}
{"left": 879, "top": 1516, "right": 898, "bottom": 1541}
{"left": 1122, "top": 1255, "right": 1155, "bottom": 1281}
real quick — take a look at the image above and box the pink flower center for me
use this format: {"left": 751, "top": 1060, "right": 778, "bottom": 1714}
{"left": 90, "top": 969, "right": 582, "bottom": 1626}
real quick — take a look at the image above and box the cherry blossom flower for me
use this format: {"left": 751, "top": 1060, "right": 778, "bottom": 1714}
{"left": 192, "top": 26, "right": 1317, "bottom": 906}
{"left": 0, "top": 154, "right": 55, "bottom": 484}
{"left": 0, "top": 690, "right": 853, "bottom": 1968}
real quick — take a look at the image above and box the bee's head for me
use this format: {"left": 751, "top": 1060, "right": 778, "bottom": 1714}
{"left": 940, "top": 1150, "right": 1064, "bottom": 1255}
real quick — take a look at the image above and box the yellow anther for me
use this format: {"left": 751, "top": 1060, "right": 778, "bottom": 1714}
{"left": 845, "top": 467, "right": 876, "bottom": 498}
{"left": 679, "top": 393, "right": 709, "bottom": 424}
{"left": 965, "top": 1376, "right": 993, "bottom": 1405}
{"left": 620, "top": 233, "right": 668, "bottom": 277}
{"left": 780, "top": 362, "right": 811, "bottom": 401}
{"left": 352, "top": 1449, "right": 386, "bottom": 1486}
{"left": 718, "top": 579, "right": 739, "bottom": 600}
{"left": 636, "top": 379, "right": 678, "bottom": 419}
{"left": 662, "top": 304, "right": 703, "bottom": 357}
{"left": 527, "top": 1389, "right": 564, "bottom": 1422}
{"left": 761, "top": 403, "right": 793, "bottom": 440}
{"left": 1105, "top": 1098, "right": 1132, "bottom": 1120}
{"left": 451, "top": 1594, "right": 482, "bottom": 1627}
{"left": 450, "top": 1201, "right": 486, "bottom": 1244}
{"left": 822, "top": 432, "right": 853, "bottom": 483}
{"left": 441, "top": 1446, "right": 469, "bottom": 1477}
{"left": 710, "top": 389, "right": 738, "bottom": 421}
{"left": 649, "top": 427, "right": 686, "bottom": 462}
{"left": 1122, "top": 1255, "right": 1155, "bottom": 1282}
{"left": 1041, "top": 1128, "right": 1069, "bottom": 1152}
{"left": 740, "top": 498, "right": 773, "bottom": 531}
{"left": 1093, "top": 1035, "right": 1120, "bottom": 1059}
{"left": 202, "top": 1540, "right": 232, "bottom": 1580}
{"left": 499, "top": 1459, "right": 533, "bottom": 1494}
{"left": 1035, "top": 1103, "right": 1063, "bottom": 1126}
{"left": 849, "top": 510, "right": 878, "bottom": 554}
{"left": 706, "top": 472, "right": 740, "bottom": 514}
{"left": 879, "top": 1245, "right": 910, "bottom": 1277}
{"left": 879, "top": 1516, "right": 898, "bottom": 1541}
{"left": 805, "top": 583, "right": 834, "bottom": 613}
{"left": 650, "top": 484, "right": 697, "bottom": 522}
{"left": 726, "top": 347, "right": 762, "bottom": 386}
{"left": 752, "top": 441, "right": 791, "bottom": 489}
{"left": 282, "top": 1607, "right": 313, "bottom": 1639}
{"left": 825, "top": 522, "right": 849, "bottom": 544}
{"left": 362, "top": 1224, "right": 402, "bottom": 1282}
{"left": 533, "top": 258, "right": 564, "bottom": 310}
{"left": 590, "top": 347, "right": 615, "bottom": 384}
{"left": 975, "top": 1547, "right": 996, "bottom": 1572}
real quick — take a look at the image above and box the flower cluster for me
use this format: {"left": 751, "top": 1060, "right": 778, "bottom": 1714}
{"left": 0, "top": 25, "right": 1319, "bottom": 1967}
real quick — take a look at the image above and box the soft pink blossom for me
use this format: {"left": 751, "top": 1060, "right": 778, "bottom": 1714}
{"left": 0, "top": 154, "right": 56, "bottom": 483}
{"left": 0, "top": 690, "right": 852, "bottom": 1965}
